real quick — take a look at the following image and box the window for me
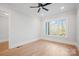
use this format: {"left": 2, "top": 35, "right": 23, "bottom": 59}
{"left": 46, "top": 19, "right": 66, "bottom": 36}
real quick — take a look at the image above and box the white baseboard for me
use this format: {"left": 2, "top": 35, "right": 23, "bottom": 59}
{"left": 40, "top": 38, "right": 77, "bottom": 46}
{"left": 0, "top": 39, "right": 8, "bottom": 43}
{"left": 14, "top": 39, "right": 39, "bottom": 48}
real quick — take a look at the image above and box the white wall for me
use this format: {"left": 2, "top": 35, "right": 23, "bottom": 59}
{"left": 40, "top": 10, "right": 77, "bottom": 45}
{"left": 0, "top": 13, "right": 8, "bottom": 43}
{"left": 77, "top": 7, "right": 79, "bottom": 48}
{"left": 9, "top": 10, "right": 41, "bottom": 48}
{"left": 0, "top": 4, "right": 41, "bottom": 48}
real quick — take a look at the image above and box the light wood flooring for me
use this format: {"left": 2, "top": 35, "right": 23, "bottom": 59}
{"left": 0, "top": 41, "right": 8, "bottom": 52}
{"left": 0, "top": 40, "right": 78, "bottom": 56}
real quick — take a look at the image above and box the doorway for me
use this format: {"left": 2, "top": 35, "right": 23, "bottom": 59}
{"left": 0, "top": 10, "right": 9, "bottom": 52}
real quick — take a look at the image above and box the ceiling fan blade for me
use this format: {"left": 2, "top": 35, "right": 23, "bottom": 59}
{"left": 30, "top": 6, "right": 38, "bottom": 8}
{"left": 43, "top": 3, "right": 52, "bottom": 6}
{"left": 43, "top": 7, "right": 48, "bottom": 11}
{"left": 38, "top": 8, "right": 41, "bottom": 13}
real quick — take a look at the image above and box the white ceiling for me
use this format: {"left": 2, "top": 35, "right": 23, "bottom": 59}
{"left": 5, "top": 3, "right": 78, "bottom": 17}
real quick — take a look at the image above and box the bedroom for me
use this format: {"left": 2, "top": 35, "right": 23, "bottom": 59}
{"left": 0, "top": 3, "right": 79, "bottom": 56}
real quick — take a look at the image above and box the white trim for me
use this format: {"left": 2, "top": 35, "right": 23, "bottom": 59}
{"left": 41, "top": 38, "right": 77, "bottom": 46}
{"left": 12, "top": 39, "right": 39, "bottom": 48}
{"left": 0, "top": 39, "right": 8, "bottom": 43}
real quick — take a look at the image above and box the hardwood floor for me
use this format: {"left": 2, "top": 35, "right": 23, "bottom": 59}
{"left": 0, "top": 40, "right": 78, "bottom": 56}
{"left": 0, "top": 41, "right": 8, "bottom": 52}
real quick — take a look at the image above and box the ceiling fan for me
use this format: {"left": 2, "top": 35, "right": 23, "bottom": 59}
{"left": 30, "top": 3, "right": 52, "bottom": 13}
